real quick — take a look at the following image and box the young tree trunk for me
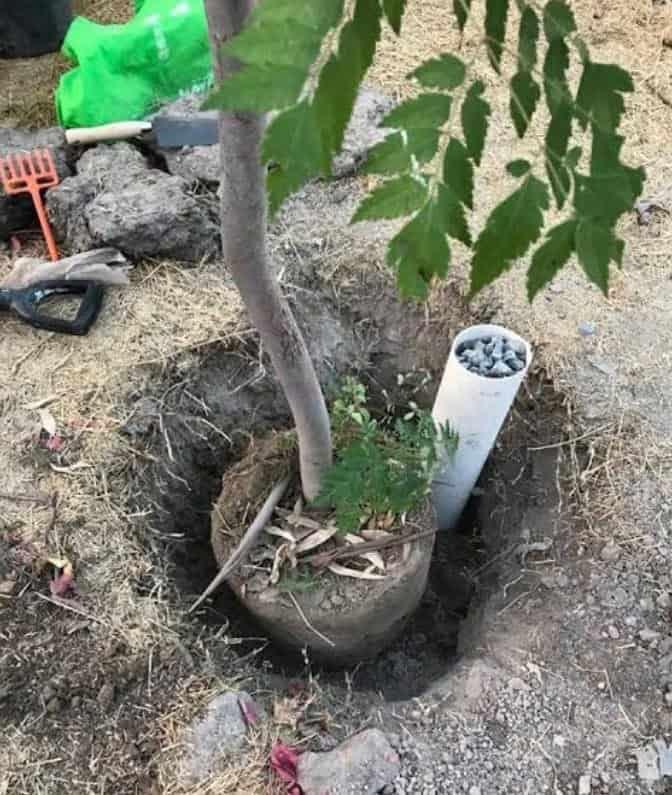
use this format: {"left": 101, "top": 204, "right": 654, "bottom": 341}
{"left": 204, "top": 0, "right": 332, "bottom": 500}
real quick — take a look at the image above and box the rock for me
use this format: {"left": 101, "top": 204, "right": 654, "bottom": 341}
{"left": 468, "top": 787, "right": 482, "bottom": 795}
{"left": 47, "top": 143, "right": 218, "bottom": 261}
{"left": 490, "top": 360, "right": 513, "bottom": 378}
{"left": 578, "top": 773, "right": 591, "bottom": 794}
{"left": 184, "top": 691, "right": 259, "bottom": 782}
{"left": 46, "top": 697, "right": 62, "bottom": 714}
{"left": 607, "top": 625, "right": 620, "bottom": 639}
{"left": 640, "top": 628, "right": 661, "bottom": 643}
{"left": 600, "top": 542, "right": 621, "bottom": 562}
{"left": 97, "top": 682, "right": 115, "bottom": 709}
{"left": 0, "top": 577, "right": 16, "bottom": 596}
{"left": 508, "top": 677, "right": 530, "bottom": 691}
{"left": 636, "top": 745, "right": 661, "bottom": 783}
{"left": 578, "top": 322, "right": 596, "bottom": 337}
{"left": 0, "top": 127, "right": 72, "bottom": 240}
{"left": 297, "top": 728, "right": 400, "bottom": 795}
{"left": 657, "top": 592, "right": 671, "bottom": 609}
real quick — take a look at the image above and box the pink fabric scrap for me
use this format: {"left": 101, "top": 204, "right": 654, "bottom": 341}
{"left": 270, "top": 741, "right": 303, "bottom": 795}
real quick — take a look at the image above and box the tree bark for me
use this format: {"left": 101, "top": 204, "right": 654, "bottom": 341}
{"left": 204, "top": 0, "right": 332, "bottom": 500}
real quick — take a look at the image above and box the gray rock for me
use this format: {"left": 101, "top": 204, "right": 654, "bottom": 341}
{"left": 600, "top": 542, "right": 621, "bottom": 562}
{"left": 640, "top": 628, "right": 661, "bottom": 643}
{"left": 184, "top": 691, "right": 259, "bottom": 782}
{"left": 579, "top": 322, "right": 596, "bottom": 337}
{"left": 578, "top": 773, "right": 591, "bottom": 794}
{"left": 298, "top": 728, "right": 400, "bottom": 795}
{"left": 85, "top": 172, "right": 219, "bottom": 261}
{"left": 490, "top": 361, "right": 513, "bottom": 378}
{"left": 636, "top": 745, "right": 660, "bottom": 783}
{"left": 0, "top": 127, "right": 72, "bottom": 240}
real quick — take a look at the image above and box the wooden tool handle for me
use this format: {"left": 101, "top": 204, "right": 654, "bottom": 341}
{"left": 64, "top": 121, "right": 152, "bottom": 145}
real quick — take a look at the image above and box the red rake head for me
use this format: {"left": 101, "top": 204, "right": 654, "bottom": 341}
{"left": 0, "top": 148, "right": 59, "bottom": 194}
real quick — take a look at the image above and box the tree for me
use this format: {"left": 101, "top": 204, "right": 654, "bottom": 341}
{"left": 203, "top": 0, "right": 644, "bottom": 500}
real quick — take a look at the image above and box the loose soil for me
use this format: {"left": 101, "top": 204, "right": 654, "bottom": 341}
{"left": 2, "top": 1, "right": 672, "bottom": 793}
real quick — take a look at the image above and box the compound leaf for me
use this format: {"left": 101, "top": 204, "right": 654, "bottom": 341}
{"left": 443, "top": 138, "right": 474, "bottom": 209}
{"left": 383, "top": 93, "right": 453, "bottom": 129}
{"left": 485, "top": 0, "right": 510, "bottom": 73}
{"left": 412, "top": 54, "right": 466, "bottom": 90}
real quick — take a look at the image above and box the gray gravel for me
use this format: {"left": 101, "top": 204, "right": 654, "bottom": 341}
{"left": 457, "top": 335, "right": 527, "bottom": 378}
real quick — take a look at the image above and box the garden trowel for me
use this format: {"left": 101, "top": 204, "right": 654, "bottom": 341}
{"left": 63, "top": 113, "right": 219, "bottom": 148}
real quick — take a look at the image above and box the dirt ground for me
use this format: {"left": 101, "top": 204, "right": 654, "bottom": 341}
{"left": 2, "top": 1, "right": 672, "bottom": 793}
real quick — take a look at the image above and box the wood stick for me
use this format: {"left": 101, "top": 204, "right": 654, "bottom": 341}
{"left": 188, "top": 475, "right": 291, "bottom": 613}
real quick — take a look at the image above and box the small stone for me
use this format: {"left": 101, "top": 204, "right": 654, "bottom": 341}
{"left": 490, "top": 361, "right": 513, "bottom": 378}
{"left": 553, "top": 735, "right": 566, "bottom": 749}
{"left": 657, "top": 592, "right": 671, "bottom": 609}
{"left": 468, "top": 787, "right": 481, "bottom": 795}
{"left": 0, "top": 577, "right": 16, "bottom": 596}
{"left": 578, "top": 773, "right": 591, "bottom": 794}
{"left": 664, "top": 692, "right": 672, "bottom": 706}
{"left": 298, "top": 729, "right": 400, "bottom": 795}
{"left": 600, "top": 542, "right": 621, "bottom": 562}
{"left": 71, "top": 696, "right": 81, "bottom": 709}
{"left": 42, "top": 684, "right": 57, "bottom": 702}
{"left": 640, "top": 628, "right": 661, "bottom": 643}
{"left": 508, "top": 677, "right": 529, "bottom": 691}
{"left": 508, "top": 339, "right": 526, "bottom": 357}
{"left": 97, "top": 682, "right": 115, "bottom": 709}
{"left": 607, "top": 625, "right": 620, "bottom": 639}
{"left": 578, "top": 322, "right": 596, "bottom": 337}
{"left": 636, "top": 745, "right": 661, "bottom": 783}
{"left": 625, "top": 616, "right": 638, "bottom": 627}
{"left": 46, "top": 697, "right": 61, "bottom": 714}
{"left": 641, "top": 597, "right": 655, "bottom": 611}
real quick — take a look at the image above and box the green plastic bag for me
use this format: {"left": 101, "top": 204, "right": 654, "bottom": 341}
{"left": 55, "top": 0, "right": 212, "bottom": 128}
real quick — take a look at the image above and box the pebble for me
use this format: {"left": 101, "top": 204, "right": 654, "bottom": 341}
{"left": 578, "top": 774, "right": 592, "bottom": 794}
{"left": 457, "top": 334, "right": 527, "bottom": 379}
{"left": 607, "top": 625, "right": 620, "bottom": 639}
{"left": 578, "top": 322, "right": 596, "bottom": 337}
{"left": 640, "top": 628, "right": 661, "bottom": 643}
{"left": 657, "top": 592, "right": 671, "bottom": 609}
{"left": 97, "top": 682, "right": 115, "bottom": 709}
{"left": 600, "top": 542, "right": 621, "bottom": 562}
{"left": 46, "top": 697, "right": 61, "bottom": 714}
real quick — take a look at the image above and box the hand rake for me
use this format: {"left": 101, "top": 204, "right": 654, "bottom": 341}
{"left": 0, "top": 148, "right": 60, "bottom": 261}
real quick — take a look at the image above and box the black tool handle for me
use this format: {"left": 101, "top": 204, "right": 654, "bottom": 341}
{"left": 1, "top": 279, "right": 104, "bottom": 335}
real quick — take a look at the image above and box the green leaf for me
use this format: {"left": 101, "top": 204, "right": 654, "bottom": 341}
{"left": 352, "top": 175, "right": 427, "bottom": 222}
{"left": 545, "top": 109, "right": 572, "bottom": 208}
{"left": 437, "top": 184, "right": 472, "bottom": 246}
{"left": 262, "top": 101, "right": 324, "bottom": 215}
{"left": 204, "top": 64, "right": 307, "bottom": 112}
{"left": 576, "top": 62, "right": 634, "bottom": 131}
{"left": 543, "top": 0, "right": 576, "bottom": 40}
{"left": 443, "top": 138, "right": 474, "bottom": 209}
{"left": 543, "top": 38, "right": 571, "bottom": 118}
{"left": 387, "top": 198, "right": 451, "bottom": 298}
{"left": 412, "top": 54, "right": 466, "bottom": 90}
{"left": 510, "top": 70, "right": 541, "bottom": 138}
{"left": 507, "top": 159, "right": 531, "bottom": 177}
{"left": 225, "top": 20, "right": 324, "bottom": 69}
{"left": 407, "top": 128, "right": 441, "bottom": 163}
{"left": 362, "top": 132, "right": 412, "bottom": 175}
{"left": 517, "top": 5, "right": 539, "bottom": 72}
{"left": 566, "top": 146, "right": 582, "bottom": 172}
{"left": 453, "top": 0, "right": 473, "bottom": 32}
{"left": 383, "top": 93, "right": 453, "bottom": 130}
{"left": 470, "top": 175, "right": 549, "bottom": 296}
{"left": 575, "top": 218, "right": 613, "bottom": 294}
{"left": 485, "top": 0, "right": 510, "bottom": 73}
{"left": 383, "top": 0, "right": 406, "bottom": 34}
{"left": 461, "top": 80, "right": 491, "bottom": 165}
{"left": 313, "top": 0, "right": 382, "bottom": 171}
{"left": 527, "top": 219, "right": 576, "bottom": 300}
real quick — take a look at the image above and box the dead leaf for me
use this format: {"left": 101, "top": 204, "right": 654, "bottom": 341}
{"left": 49, "top": 462, "right": 92, "bottom": 474}
{"left": 270, "top": 543, "right": 291, "bottom": 585}
{"left": 344, "top": 534, "right": 385, "bottom": 571}
{"left": 38, "top": 408, "right": 57, "bottom": 437}
{"left": 327, "top": 562, "right": 385, "bottom": 580}
{"left": 361, "top": 529, "right": 393, "bottom": 542}
{"left": 265, "top": 525, "right": 298, "bottom": 545}
{"left": 295, "top": 526, "right": 338, "bottom": 554}
{"left": 0, "top": 577, "right": 17, "bottom": 597}
{"left": 286, "top": 513, "right": 323, "bottom": 532}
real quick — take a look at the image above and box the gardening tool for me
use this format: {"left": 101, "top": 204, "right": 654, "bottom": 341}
{"left": 0, "top": 148, "right": 60, "bottom": 261}
{"left": 64, "top": 113, "right": 219, "bottom": 149}
{"left": 0, "top": 279, "right": 104, "bottom": 335}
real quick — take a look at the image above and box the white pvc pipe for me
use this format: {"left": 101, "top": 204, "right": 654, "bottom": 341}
{"left": 431, "top": 323, "right": 533, "bottom": 530}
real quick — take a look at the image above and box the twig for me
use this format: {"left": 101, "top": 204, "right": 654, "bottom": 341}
{"left": 189, "top": 475, "right": 291, "bottom": 613}
{"left": 33, "top": 592, "right": 103, "bottom": 623}
{"left": 527, "top": 423, "right": 613, "bottom": 452}
{"left": 0, "top": 491, "right": 49, "bottom": 505}
{"left": 288, "top": 591, "right": 335, "bottom": 648}
{"left": 305, "top": 526, "right": 438, "bottom": 569}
